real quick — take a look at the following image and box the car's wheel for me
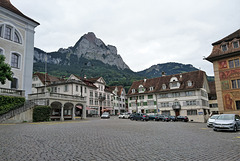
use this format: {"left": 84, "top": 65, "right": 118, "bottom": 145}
{"left": 233, "top": 125, "right": 237, "bottom": 132}
{"left": 213, "top": 128, "right": 217, "bottom": 131}
{"left": 130, "top": 118, "right": 133, "bottom": 121}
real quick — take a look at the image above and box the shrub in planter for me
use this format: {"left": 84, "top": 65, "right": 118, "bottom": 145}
{"left": 33, "top": 106, "right": 51, "bottom": 122}
{"left": 0, "top": 95, "right": 25, "bottom": 115}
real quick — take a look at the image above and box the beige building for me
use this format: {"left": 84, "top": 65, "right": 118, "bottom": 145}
{"left": 30, "top": 73, "right": 114, "bottom": 120}
{"left": 206, "top": 29, "right": 240, "bottom": 115}
{"left": 127, "top": 70, "right": 210, "bottom": 122}
{"left": 0, "top": 0, "right": 39, "bottom": 97}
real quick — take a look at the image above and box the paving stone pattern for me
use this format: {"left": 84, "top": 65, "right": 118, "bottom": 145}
{"left": 0, "top": 117, "right": 240, "bottom": 161}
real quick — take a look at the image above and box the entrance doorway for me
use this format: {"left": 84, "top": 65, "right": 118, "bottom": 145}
{"left": 175, "top": 110, "right": 180, "bottom": 116}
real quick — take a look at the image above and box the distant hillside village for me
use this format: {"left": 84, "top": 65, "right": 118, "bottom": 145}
{"left": 0, "top": 0, "right": 240, "bottom": 123}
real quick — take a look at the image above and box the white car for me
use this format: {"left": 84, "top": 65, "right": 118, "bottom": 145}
{"left": 101, "top": 112, "right": 110, "bottom": 119}
{"left": 118, "top": 112, "right": 130, "bottom": 119}
{"left": 207, "top": 115, "right": 219, "bottom": 127}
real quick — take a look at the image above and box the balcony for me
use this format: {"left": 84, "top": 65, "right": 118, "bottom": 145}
{"left": 0, "top": 87, "right": 25, "bottom": 97}
{"left": 28, "top": 92, "right": 86, "bottom": 102}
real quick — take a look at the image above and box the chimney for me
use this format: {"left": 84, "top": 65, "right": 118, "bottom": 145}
{"left": 162, "top": 71, "right": 166, "bottom": 76}
{"left": 144, "top": 78, "right": 147, "bottom": 82}
{"left": 84, "top": 75, "right": 87, "bottom": 79}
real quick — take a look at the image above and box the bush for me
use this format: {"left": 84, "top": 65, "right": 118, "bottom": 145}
{"left": 33, "top": 106, "right": 51, "bottom": 122}
{"left": 0, "top": 95, "right": 25, "bottom": 115}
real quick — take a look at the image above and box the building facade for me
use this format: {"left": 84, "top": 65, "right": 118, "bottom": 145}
{"left": 208, "top": 81, "right": 219, "bottom": 115}
{"left": 127, "top": 70, "right": 210, "bottom": 122}
{"left": 30, "top": 74, "right": 114, "bottom": 120}
{"left": 206, "top": 29, "right": 240, "bottom": 115}
{"left": 110, "top": 86, "right": 127, "bottom": 115}
{"left": 0, "top": 0, "right": 39, "bottom": 97}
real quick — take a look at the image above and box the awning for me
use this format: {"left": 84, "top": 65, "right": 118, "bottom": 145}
{"left": 76, "top": 106, "right": 82, "bottom": 109}
{"left": 86, "top": 107, "right": 96, "bottom": 110}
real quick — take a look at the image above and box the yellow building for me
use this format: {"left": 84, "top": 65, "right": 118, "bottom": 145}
{"left": 206, "top": 29, "right": 240, "bottom": 114}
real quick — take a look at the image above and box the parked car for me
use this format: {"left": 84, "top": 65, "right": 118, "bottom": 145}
{"left": 130, "top": 113, "right": 149, "bottom": 121}
{"left": 207, "top": 115, "right": 219, "bottom": 127}
{"left": 148, "top": 114, "right": 161, "bottom": 121}
{"left": 162, "top": 115, "right": 171, "bottom": 122}
{"left": 119, "top": 113, "right": 130, "bottom": 119}
{"left": 101, "top": 112, "right": 110, "bottom": 119}
{"left": 213, "top": 114, "right": 240, "bottom": 132}
{"left": 169, "top": 116, "right": 177, "bottom": 122}
{"left": 157, "top": 115, "right": 168, "bottom": 121}
{"left": 176, "top": 116, "right": 189, "bottom": 122}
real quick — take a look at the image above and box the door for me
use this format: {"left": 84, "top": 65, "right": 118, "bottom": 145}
{"left": 175, "top": 110, "right": 180, "bottom": 116}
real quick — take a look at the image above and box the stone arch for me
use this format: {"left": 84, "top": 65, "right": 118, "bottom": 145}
{"left": 50, "top": 101, "right": 62, "bottom": 121}
{"left": 75, "top": 103, "right": 84, "bottom": 117}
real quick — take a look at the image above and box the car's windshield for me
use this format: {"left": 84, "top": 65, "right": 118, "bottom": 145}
{"left": 210, "top": 115, "right": 219, "bottom": 119}
{"left": 217, "top": 115, "right": 234, "bottom": 120}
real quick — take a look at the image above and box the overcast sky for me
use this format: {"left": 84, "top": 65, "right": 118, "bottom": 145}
{"left": 11, "top": 0, "right": 240, "bottom": 76}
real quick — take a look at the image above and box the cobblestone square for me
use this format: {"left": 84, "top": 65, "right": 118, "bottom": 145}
{"left": 0, "top": 117, "right": 240, "bottom": 161}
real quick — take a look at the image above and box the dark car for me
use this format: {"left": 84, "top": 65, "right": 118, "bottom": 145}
{"left": 130, "top": 113, "right": 149, "bottom": 121}
{"left": 176, "top": 116, "right": 189, "bottom": 122}
{"left": 158, "top": 115, "right": 167, "bottom": 121}
{"left": 169, "top": 116, "right": 177, "bottom": 122}
{"left": 162, "top": 115, "right": 171, "bottom": 122}
{"left": 149, "top": 114, "right": 161, "bottom": 121}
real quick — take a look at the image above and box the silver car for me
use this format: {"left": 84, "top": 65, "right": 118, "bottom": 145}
{"left": 213, "top": 114, "right": 240, "bottom": 132}
{"left": 101, "top": 112, "right": 110, "bottom": 119}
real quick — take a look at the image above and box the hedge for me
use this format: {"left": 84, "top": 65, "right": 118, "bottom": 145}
{"left": 0, "top": 95, "right": 25, "bottom": 115}
{"left": 33, "top": 106, "right": 51, "bottom": 122}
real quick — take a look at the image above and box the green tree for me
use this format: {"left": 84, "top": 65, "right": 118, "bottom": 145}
{"left": 0, "top": 55, "right": 13, "bottom": 84}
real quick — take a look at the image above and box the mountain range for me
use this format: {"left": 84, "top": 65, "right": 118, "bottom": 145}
{"left": 33, "top": 32, "right": 206, "bottom": 90}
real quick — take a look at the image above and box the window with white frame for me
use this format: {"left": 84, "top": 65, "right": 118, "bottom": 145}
{"left": 0, "top": 24, "right": 22, "bottom": 44}
{"left": 162, "top": 84, "right": 166, "bottom": 90}
{"left": 138, "top": 85, "right": 145, "bottom": 93}
{"left": 186, "top": 91, "right": 195, "bottom": 96}
{"left": 186, "top": 100, "right": 196, "bottom": 106}
{"left": 132, "top": 89, "right": 135, "bottom": 93}
{"left": 187, "top": 80, "right": 192, "bottom": 86}
{"left": 64, "top": 85, "right": 68, "bottom": 92}
{"left": 11, "top": 78, "right": 18, "bottom": 89}
{"left": 187, "top": 110, "right": 197, "bottom": 115}
{"left": 11, "top": 53, "right": 20, "bottom": 68}
{"left": 149, "top": 86, "right": 154, "bottom": 91}
{"left": 233, "top": 41, "right": 239, "bottom": 48}
{"left": 221, "top": 44, "right": 228, "bottom": 52}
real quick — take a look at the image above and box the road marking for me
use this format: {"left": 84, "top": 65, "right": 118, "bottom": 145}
{"left": 200, "top": 128, "right": 208, "bottom": 130}
{"left": 29, "top": 121, "right": 89, "bottom": 125}
{"left": 0, "top": 123, "right": 16, "bottom": 125}
{"left": 235, "top": 136, "right": 240, "bottom": 139}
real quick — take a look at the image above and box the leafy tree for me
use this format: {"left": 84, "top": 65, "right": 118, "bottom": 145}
{"left": 0, "top": 55, "right": 13, "bottom": 84}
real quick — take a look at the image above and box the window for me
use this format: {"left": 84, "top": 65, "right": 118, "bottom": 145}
{"left": 221, "top": 44, "right": 227, "bottom": 51}
{"left": 95, "top": 92, "right": 98, "bottom": 97}
{"left": 162, "top": 84, "right": 166, "bottom": 90}
{"left": 236, "top": 101, "right": 240, "bottom": 110}
{"left": 132, "top": 89, "right": 135, "bottom": 93}
{"left": 209, "top": 103, "right": 218, "bottom": 108}
{"left": 229, "top": 58, "right": 240, "bottom": 68}
{"left": 172, "top": 92, "right": 180, "bottom": 97}
{"left": 161, "top": 102, "right": 169, "bottom": 107}
{"left": 64, "top": 85, "right": 68, "bottom": 92}
{"left": 148, "top": 95, "right": 153, "bottom": 99}
{"left": 162, "top": 111, "right": 170, "bottom": 116}
{"left": 76, "top": 85, "right": 78, "bottom": 92}
{"left": 0, "top": 24, "right": 22, "bottom": 44}
{"left": 231, "top": 79, "right": 240, "bottom": 89}
{"left": 11, "top": 53, "right": 20, "bottom": 68}
{"left": 11, "top": 78, "right": 18, "bottom": 89}
{"left": 149, "top": 87, "right": 154, "bottom": 91}
{"left": 233, "top": 41, "right": 239, "bottom": 48}
{"left": 186, "top": 100, "right": 196, "bottom": 106}
{"left": 186, "top": 91, "right": 194, "bottom": 96}
{"left": 187, "top": 81, "right": 192, "bottom": 86}
{"left": 187, "top": 110, "right": 197, "bottom": 115}
{"left": 4, "top": 25, "right": 12, "bottom": 40}
{"left": 159, "top": 93, "right": 168, "bottom": 98}
{"left": 0, "top": 48, "right": 3, "bottom": 55}
{"left": 90, "top": 91, "right": 93, "bottom": 97}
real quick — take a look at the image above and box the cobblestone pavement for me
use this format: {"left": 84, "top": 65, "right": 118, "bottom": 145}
{"left": 0, "top": 117, "right": 240, "bottom": 161}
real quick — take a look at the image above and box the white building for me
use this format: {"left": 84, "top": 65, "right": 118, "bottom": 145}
{"left": 110, "top": 86, "right": 127, "bottom": 115}
{"left": 127, "top": 70, "right": 210, "bottom": 122}
{"left": 0, "top": 0, "right": 39, "bottom": 97}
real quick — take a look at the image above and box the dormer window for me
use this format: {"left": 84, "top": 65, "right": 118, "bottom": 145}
{"left": 221, "top": 44, "right": 228, "bottom": 52}
{"left": 138, "top": 85, "right": 145, "bottom": 93}
{"left": 170, "top": 77, "right": 180, "bottom": 89}
{"left": 149, "top": 86, "right": 154, "bottom": 91}
{"left": 162, "top": 84, "right": 166, "bottom": 90}
{"left": 187, "top": 80, "right": 193, "bottom": 86}
{"left": 132, "top": 89, "right": 135, "bottom": 93}
{"left": 233, "top": 41, "right": 239, "bottom": 48}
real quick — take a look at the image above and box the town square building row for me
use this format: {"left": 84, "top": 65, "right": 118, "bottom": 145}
{"left": 127, "top": 70, "right": 211, "bottom": 122}
{"left": 30, "top": 73, "right": 127, "bottom": 120}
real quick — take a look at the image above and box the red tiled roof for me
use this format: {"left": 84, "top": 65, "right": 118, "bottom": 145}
{"left": 212, "top": 29, "right": 240, "bottom": 45}
{"left": 0, "top": 0, "right": 40, "bottom": 25}
{"left": 206, "top": 29, "right": 240, "bottom": 62}
{"left": 109, "top": 86, "right": 124, "bottom": 96}
{"left": 33, "top": 72, "right": 61, "bottom": 85}
{"left": 127, "top": 70, "right": 206, "bottom": 96}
